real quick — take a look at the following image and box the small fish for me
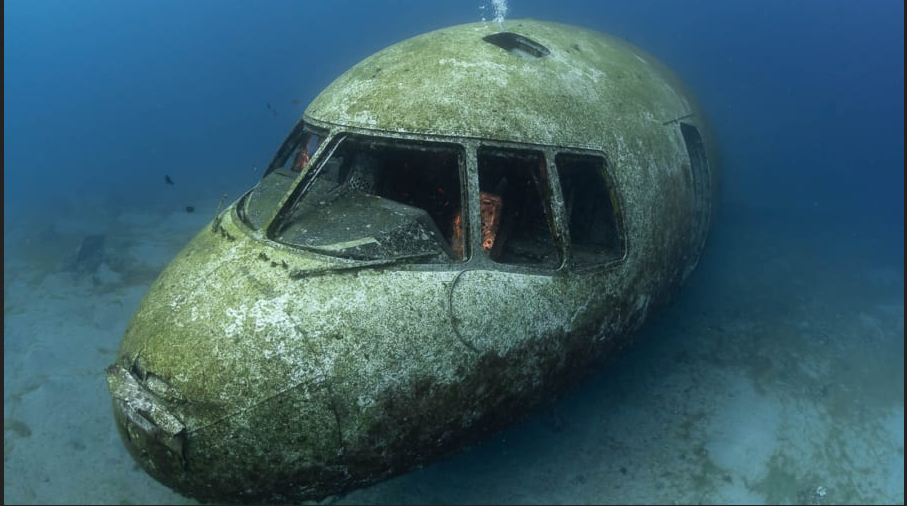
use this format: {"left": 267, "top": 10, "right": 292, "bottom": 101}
{"left": 165, "top": 175, "right": 175, "bottom": 185}
{"left": 185, "top": 206, "right": 195, "bottom": 213}
{"left": 292, "top": 99, "right": 301, "bottom": 105}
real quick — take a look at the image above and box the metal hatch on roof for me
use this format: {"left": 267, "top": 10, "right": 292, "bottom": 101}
{"left": 482, "top": 32, "right": 551, "bottom": 58}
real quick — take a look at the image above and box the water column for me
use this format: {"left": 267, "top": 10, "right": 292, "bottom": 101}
{"left": 481, "top": 0, "right": 509, "bottom": 31}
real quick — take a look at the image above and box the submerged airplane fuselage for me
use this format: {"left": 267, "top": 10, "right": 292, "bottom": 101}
{"left": 107, "top": 19, "right": 718, "bottom": 503}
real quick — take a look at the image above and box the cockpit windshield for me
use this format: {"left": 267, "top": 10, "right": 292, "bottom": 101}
{"left": 241, "top": 122, "right": 325, "bottom": 230}
{"left": 271, "top": 136, "right": 466, "bottom": 264}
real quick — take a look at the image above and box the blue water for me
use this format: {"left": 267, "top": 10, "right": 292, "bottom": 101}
{"left": 4, "top": 1, "right": 904, "bottom": 226}
{"left": 4, "top": 1, "right": 903, "bottom": 504}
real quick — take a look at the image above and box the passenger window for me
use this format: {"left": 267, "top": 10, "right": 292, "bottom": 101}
{"left": 477, "top": 147, "right": 559, "bottom": 268}
{"left": 555, "top": 153, "right": 622, "bottom": 266}
{"left": 273, "top": 138, "right": 465, "bottom": 264}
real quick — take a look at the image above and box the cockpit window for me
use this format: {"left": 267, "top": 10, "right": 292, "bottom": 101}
{"left": 241, "top": 122, "right": 325, "bottom": 230}
{"left": 276, "top": 131, "right": 322, "bottom": 175}
{"left": 555, "top": 153, "right": 623, "bottom": 267}
{"left": 271, "top": 137, "right": 466, "bottom": 264}
{"left": 477, "top": 147, "right": 560, "bottom": 268}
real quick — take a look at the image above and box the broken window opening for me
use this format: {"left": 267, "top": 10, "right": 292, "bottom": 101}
{"left": 272, "top": 137, "right": 466, "bottom": 264}
{"left": 555, "top": 153, "right": 623, "bottom": 267}
{"left": 680, "top": 123, "right": 711, "bottom": 252}
{"left": 477, "top": 147, "right": 559, "bottom": 268}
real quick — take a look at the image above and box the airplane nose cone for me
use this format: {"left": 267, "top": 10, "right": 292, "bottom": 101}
{"left": 106, "top": 363, "right": 187, "bottom": 486}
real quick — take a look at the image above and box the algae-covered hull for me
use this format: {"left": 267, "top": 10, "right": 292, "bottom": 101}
{"left": 108, "top": 19, "right": 718, "bottom": 503}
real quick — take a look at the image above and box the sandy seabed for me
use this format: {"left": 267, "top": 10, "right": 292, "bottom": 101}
{"left": 4, "top": 202, "right": 903, "bottom": 505}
